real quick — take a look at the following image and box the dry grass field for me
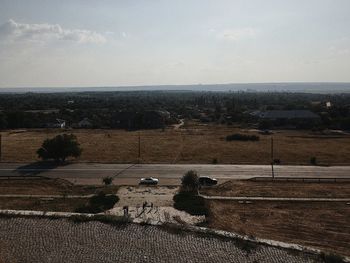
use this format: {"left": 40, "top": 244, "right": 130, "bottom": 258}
{"left": 0, "top": 179, "right": 119, "bottom": 212}
{"left": 0, "top": 178, "right": 118, "bottom": 195}
{"left": 1, "top": 122, "right": 350, "bottom": 164}
{"left": 0, "top": 197, "right": 86, "bottom": 212}
{"left": 204, "top": 180, "right": 350, "bottom": 257}
{"left": 202, "top": 180, "right": 350, "bottom": 198}
{"left": 207, "top": 200, "right": 350, "bottom": 257}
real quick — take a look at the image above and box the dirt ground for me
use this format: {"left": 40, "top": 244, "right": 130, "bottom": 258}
{"left": 207, "top": 200, "right": 350, "bottom": 257}
{"left": 0, "top": 178, "right": 118, "bottom": 195}
{"left": 1, "top": 122, "right": 350, "bottom": 164}
{"left": 202, "top": 180, "right": 350, "bottom": 198}
{"left": 0, "top": 197, "right": 86, "bottom": 212}
{"left": 204, "top": 180, "right": 350, "bottom": 257}
{"left": 0, "top": 178, "right": 119, "bottom": 212}
{"left": 116, "top": 186, "right": 178, "bottom": 207}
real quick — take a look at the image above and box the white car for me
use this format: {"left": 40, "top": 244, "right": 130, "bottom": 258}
{"left": 139, "top": 177, "right": 159, "bottom": 185}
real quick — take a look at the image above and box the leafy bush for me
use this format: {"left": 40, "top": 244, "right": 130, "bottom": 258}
{"left": 37, "top": 134, "right": 82, "bottom": 162}
{"left": 310, "top": 156, "right": 317, "bottom": 165}
{"left": 226, "top": 133, "right": 259, "bottom": 142}
{"left": 75, "top": 192, "right": 119, "bottom": 214}
{"left": 173, "top": 192, "right": 208, "bottom": 216}
{"left": 102, "top": 176, "right": 113, "bottom": 186}
{"left": 212, "top": 158, "right": 218, "bottom": 164}
{"left": 181, "top": 170, "right": 199, "bottom": 192}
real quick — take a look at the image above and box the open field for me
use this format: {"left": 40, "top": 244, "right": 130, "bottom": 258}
{"left": 1, "top": 122, "right": 350, "bottom": 164}
{"left": 0, "top": 217, "right": 321, "bottom": 263}
{"left": 0, "top": 178, "right": 118, "bottom": 195}
{"left": 202, "top": 180, "right": 350, "bottom": 198}
{"left": 0, "top": 179, "right": 119, "bottom": 212}
{"left": 207, "top": 200, "right": 350, "bottom": 257}
{"left": 204, "top": 180, "right": 350, "bottom": 256}
{"left": 0, "top": 197, "right": 86, "bottom": 212}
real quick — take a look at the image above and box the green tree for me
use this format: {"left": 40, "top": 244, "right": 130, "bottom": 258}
{"left": 37, "top": 134, "right": 82, "bottom": 162}
{"left": 181, "top": 170, "right": 199, "bottom": 192}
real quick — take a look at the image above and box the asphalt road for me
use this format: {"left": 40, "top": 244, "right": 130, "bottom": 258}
{"left": 0, "top": 163, "right": 350, "bottom": 185}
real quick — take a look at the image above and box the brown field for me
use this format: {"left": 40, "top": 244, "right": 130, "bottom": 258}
{"left": 0, "top": 179, "right": 119, "bottom": 212}
{"left": 204, "top": 180, "right": 350, "bottom": 256}
{"left": 0, "top": 178, "right": 118, "bottom": 195}
{"left": 1, "top": 122, "right": 350, "bottom": 164}
{"left": 0, "top": 197, "right": 86, "bottom": 212}
{"left": 202, "top": 180, "right": 350, "bottom": 198}
{"left": 207, "top": 200, "right": 350, "bottom": 257}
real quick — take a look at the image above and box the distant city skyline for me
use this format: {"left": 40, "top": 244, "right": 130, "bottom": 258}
{"left": 0, "top": 0, "right": 349, "bottom": 88}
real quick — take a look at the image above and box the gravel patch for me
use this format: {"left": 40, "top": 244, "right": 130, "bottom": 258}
{"left": 0, "top": 217, "right": 319, "bottom": 263}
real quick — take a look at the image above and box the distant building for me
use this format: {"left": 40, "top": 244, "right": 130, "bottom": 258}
{"left": 47, "top": 119, "right": 66, "bottom": 128}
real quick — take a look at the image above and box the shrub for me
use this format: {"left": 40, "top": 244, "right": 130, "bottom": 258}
{"left": 258, "top": 120, "right": 272, "bottom": 130}
{"left": 273, "top": 159, "right": 281, "bottom": 164}
{"left": 226, "top": 133, "right": 259, "bottom": 142}
{"left": 310, "top": 156, "right": 317, "bottom": 165}
{"left": 320, "top": 252, "right": 345, "bottom": 263}
{"left": 173, "top": 192, "right": 208, "bottom": 216}
{"left": 102, "top": 176, "right": 113, "bottom": 186}
{"left": 75, "top": 192, "right": 119, "bottom": 214}
{"left": 181, "top": 170, "right": 199, "bottom": 192}
{"left": 234, "top": 239, "right": 257, "bottom": 254}
{"left": 212, "top": 158, "right": 218, "bottom": 164}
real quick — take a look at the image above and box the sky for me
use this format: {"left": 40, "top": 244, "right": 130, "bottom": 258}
{"left": 0, "top": 0, "right": 349, "bottom": 88}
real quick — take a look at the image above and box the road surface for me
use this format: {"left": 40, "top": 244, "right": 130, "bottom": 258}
{"left": 0, "top": 162, "right": 350, "bottom": 185}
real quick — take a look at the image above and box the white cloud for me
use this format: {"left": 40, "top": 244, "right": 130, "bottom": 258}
{"left": 217, "top": 28, "right": 257, "bottom": 41}
{"left": 0, "top": 19, "right": 106, "bottom": 44}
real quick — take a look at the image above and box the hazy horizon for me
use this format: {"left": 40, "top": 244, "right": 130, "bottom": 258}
{"left": 1, "top": 82, "right": 350, "bottom": 94}
{"left": 1, "top": 1, "right": 350, "bottom": 88}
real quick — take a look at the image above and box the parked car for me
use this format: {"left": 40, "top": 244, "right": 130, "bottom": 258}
{"left": 199, "top": 176, "right": 217, "bottom": 186}
{"left": 139, "top": 177, "right": 159, "bottom": 185}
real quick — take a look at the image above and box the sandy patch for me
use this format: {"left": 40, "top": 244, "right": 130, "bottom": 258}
{"left": 110, "top": 186, "right": 204, "bottom": 225}
{"left": 108, "top": 206, "right": 205, "bottom": 225}
{"left": 116, "top": 186, "right": 179, "bottom": 207}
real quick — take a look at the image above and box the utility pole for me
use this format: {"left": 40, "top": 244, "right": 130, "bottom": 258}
{"left": 271, "top": 137, "right": 275, "bottom": 179}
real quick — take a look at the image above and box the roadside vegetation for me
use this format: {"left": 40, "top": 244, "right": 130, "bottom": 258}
{"left": 320, "top": 253, "right": 346, "bottom": 263}
{"left": 173, "top": 171, "right": 208, "bottom": 216}
{"left": 102, "top": 176, "right": 113, "bottom": 186}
